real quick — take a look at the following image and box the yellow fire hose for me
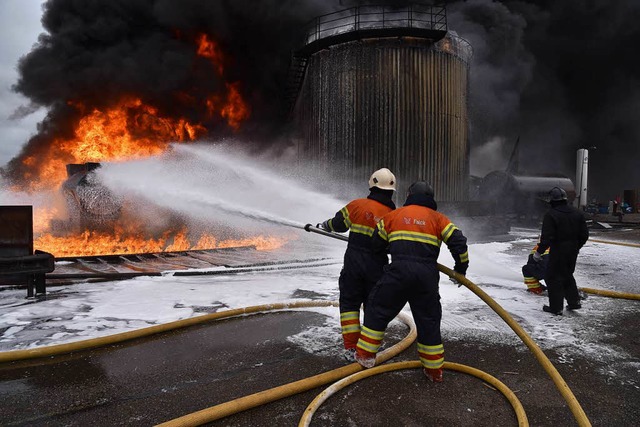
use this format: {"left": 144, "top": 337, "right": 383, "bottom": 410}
{"left": 298, "top": 361, "right": 528, "bottom": 427}
{"left": 440, "top": 265, "right": 592, "bottom": 427}
{"left": 0, "top": 265, "right": 599, "bottom": 426}
{"left": 589, "top": 238, "right": 640, "bottom": 248}
{"left": 161, "top": 265, "right": 594, "bottom": 426}
{"left": 1, "top": 226, "right": 633, "bottom": 425}
{"left": 0, "top": 301, "right": 341, "bottom": 363}
{"left": 582, "top": 238, "right": 640, "bottom": 300}
{"left": 580, "top": 287, "right": 640, "bottom": 300}
{"left": 156, "top": 310, "right": 417, "bottom": 427}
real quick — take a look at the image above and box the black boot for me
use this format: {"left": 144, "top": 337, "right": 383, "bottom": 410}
{"left": 566, "top": 304, "right": 582, "bottom": 310}
{"left": 543, "top": 305, "right": 563, "bottom": 315}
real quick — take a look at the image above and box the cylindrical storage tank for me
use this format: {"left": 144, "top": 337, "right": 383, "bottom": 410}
{"left": 294, "top": 30, "right": 471, "bottom": 201}
{"left": 478, "top": 170, "right": 576, "bottom": 218}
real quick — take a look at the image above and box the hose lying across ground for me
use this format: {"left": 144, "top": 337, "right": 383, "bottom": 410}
{"left": 157, "top": 310, "right": 417, "bottom": 427}
{"left": 589, "top": 238, "right": 640, "bottom": 249}
{"left": 298, "top": 360, "right": 529, "bottom": 427}
{"left": 0, "top": 301, "right": 340, "bottom": 363}
{"left": 0, "top": 297, "right": 529, "bottom": 426}
{"left": 582, "top": 238, "right": 639, "bottom": 300}
{"left": 3, "top": 224, "right": 611, "bottom": 426}
{"left": 580, "top": 287, "right": 640, "bottom": 300}
{"left": 440, "top": 266, "right": 592, "bottom": 427}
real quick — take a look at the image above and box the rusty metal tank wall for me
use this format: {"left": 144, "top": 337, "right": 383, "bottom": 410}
{"left": 294, "top": 34, "right": 470, "bottom": 201}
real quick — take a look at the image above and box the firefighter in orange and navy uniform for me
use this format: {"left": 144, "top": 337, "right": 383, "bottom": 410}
{"left": 317, "top": 168, "right": 396, "bottom": 354}
{"left": 355, "top": 181, "right": 469, "bottom": 383}
{"left": 522, "top": 243, "right": 549, "bottom": 294}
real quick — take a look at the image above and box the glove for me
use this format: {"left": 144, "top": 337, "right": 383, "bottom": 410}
{"left": 449, "top": 273, "right": 465, "bottom": 287}
{"left": 532, "top": 251, "right": 542, "bottom": 263}
{"left": 316, "top": 220, "right": 330, "bottom": 231}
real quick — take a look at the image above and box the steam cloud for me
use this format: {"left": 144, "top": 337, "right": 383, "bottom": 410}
{"left": 6, "top": 0, "right": 640, "bottom": 200}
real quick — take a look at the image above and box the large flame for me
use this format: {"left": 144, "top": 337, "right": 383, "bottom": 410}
{"left": 21, "top": 97, "right": 207, "bottom": 192}
{"left": 34, "top": 227, "right": 289, "bottom": 258}
{"left": 20, "top": 33, "right": 250, "bottom": 192}
{"left": 18, "top": 33, "right": 266, "bottom": 258}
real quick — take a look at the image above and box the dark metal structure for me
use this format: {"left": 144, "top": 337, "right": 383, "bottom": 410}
{"left": 291, "top": 4, "right": 472, "bottom": 201}
{"left": 0, "top": 206, "right": 55, "bottom": 296}
{"left": 478, "top": 171, "right": 576, "bottom": 222}
{"left": 61, "top": 162, "right": 122, "bottom": 228}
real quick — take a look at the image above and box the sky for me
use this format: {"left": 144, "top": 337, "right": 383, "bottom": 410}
{"left": 0, "top": 0, "right": 46, "bottom": 166}
{"left": 0, "top": 1, "right": 639, "bottom": 202}
{"left": 1, "top": 226, "right": 638, "bottom": 391}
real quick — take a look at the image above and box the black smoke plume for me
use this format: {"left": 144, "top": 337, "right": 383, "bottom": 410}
{"left": 3, "top": 0, "right": 330, "bottom": 187}
{"left": 6, "top": 0, "right": 640, "bottom": 200}
{"left": 446, "top": 0, "right": 640, "bottom": 201}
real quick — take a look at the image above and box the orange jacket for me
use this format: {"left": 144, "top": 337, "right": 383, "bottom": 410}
{"left": 328, "top": 194, "right": 395, "bottom": 251}
{"left": 373, "top": 204, "right": 469, "bottom": 274}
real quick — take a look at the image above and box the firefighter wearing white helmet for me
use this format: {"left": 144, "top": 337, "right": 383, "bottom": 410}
{"left": 316, "top": 168, "right": 397, "bottom": 358}
{"left": 354, "top": 180, "right": 469, "bottom": 383}
{"left": 368, "top": 168, "right": 397, "bottom": 191}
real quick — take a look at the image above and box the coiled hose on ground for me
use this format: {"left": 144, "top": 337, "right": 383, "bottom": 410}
{"left": 13, "top": 244, "right": 638, "bottom": 425}
{"left": 438, "top": 265, "right": 592, "bottom": 427}
{"left": 156, "top": 309, "right": 418, "bottom": 427}
{"left": 298, "top": 360, "right": 528, "bottom": 427}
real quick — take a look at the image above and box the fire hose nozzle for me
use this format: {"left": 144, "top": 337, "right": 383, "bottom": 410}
{"left": 302, "top": 223, "right": 349, "bottom": 242}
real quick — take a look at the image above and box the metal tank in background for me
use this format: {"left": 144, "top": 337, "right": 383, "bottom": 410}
{"left": 291, "top": 4, "right": 471, "bottom": 201}
{"left": 478, "top": 171, "right": 576, "bottom": 223}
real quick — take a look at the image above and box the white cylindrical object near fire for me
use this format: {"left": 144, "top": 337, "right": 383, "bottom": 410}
{"left": 575, "top": 148, "right": 588, "bottom": 208}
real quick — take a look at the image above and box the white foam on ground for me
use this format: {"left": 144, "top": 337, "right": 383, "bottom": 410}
{"left": 0, "top": 145, "right": 637, "bottom": 383}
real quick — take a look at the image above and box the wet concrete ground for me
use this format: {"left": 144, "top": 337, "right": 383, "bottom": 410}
{"left": 0, "top": 304, "right": 638, "bottom": 427}
{"left": 1, "top": 223, "right": 639, "bottom": 426}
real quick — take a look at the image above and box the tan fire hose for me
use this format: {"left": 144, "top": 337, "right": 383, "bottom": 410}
{"left": 580, "top": 287, "right": 640, "bottom": 300}
{"left": 156, "top": 310, "right": 417, "bottom": 427}
{"left": 440, "top": 265, "right": 592, "bottom": 427}
{"left": 582, "top": 239, "right": 640, "bottom": 300}
{"left": 298, "top": 361, "right": 528, "bottom": 427}
{"left": 589, "top": 238, "right": 640, "bottom": 248}
{"left": 161, "top": 265, "right": 595, "bottom": 427}
{"left": 0, "top": 301, "right": 341, "bottom": 363}
{"left": 0, "top": 235, "right": 598, "bottom": 427}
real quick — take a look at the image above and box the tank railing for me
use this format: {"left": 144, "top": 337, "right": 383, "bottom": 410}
{"left": 304, "top": 4, "right": 447, "bottom": 45}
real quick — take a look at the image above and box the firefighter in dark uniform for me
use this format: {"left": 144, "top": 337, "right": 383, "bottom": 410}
{"left": 354, "top": 181, "right": 469, "bottom": 383}
{"left": 318, "top": 168, "right": 397, "bottom": 353}
{"left": 522, "top": 243, "right": 549, "bottom": 294}
{"left": 535, "top": 187, "right": 589, "bottom": 315}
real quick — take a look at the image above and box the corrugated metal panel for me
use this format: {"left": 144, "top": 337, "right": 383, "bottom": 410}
{"left": 295, "top": 35, "right": 470, "bottom": 201}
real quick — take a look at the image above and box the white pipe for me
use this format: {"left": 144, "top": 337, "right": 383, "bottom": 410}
{"left": 575, "top": 149, "right": 588, "bottom": 208}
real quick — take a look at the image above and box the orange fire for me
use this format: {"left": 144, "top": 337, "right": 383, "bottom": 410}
{"left": 35, "top": 227, "right": 288, "bottom": 258}
{"left": 196, "top": 33, "right": 250, "bottom": 130}
{"left": 221, "top": 83, "right": 250, "bottom": 130}
{"left": 196, "top": 33, "right": 225, "bottom": 75}
{"left": 21, "top": 97, "right": 207, "bottom": 191}
{"left": 21, "top": 33, "right": 262, "bottom": 257}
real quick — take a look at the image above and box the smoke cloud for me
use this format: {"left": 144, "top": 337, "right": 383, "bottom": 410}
{"left": 447, "top": 0, "right": 640, "bottom": 200}
{"left": 3, "top": 0, "right": 333, "bottom": 186}
{"left": 5, "top": 0, "right": 639, "bottom": 200}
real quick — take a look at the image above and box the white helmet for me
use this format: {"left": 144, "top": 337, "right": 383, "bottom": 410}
{"left": 369, "top": 168, "right": 396, "bottom": 191}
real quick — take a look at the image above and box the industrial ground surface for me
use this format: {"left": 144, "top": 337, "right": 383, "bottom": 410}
{"left": 0, "top": 221, "right": 639, "bottom": 426}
